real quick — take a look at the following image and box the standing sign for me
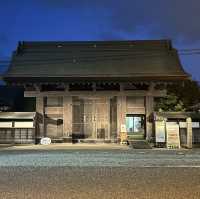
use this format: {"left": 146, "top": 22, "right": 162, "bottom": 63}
{"left": 166, "top": 122, "right": 180, "bottom": 149}
{"left": 155, "top": 121, "right": 166, "bottom": 143}
{"left": 120, "top": 124, "right": 127, "bottom": 132}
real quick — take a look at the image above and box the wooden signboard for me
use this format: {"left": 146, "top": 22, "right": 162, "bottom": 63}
{"left": 155, "top": 121, "right": 166, "bottom": 143}
{"left": 166, "top": 122, "right": 180, "bottom": 149}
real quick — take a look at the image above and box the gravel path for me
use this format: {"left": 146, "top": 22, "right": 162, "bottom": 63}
{"left": 0, "top": 167, "right": 200, "bottom": 199}
{"left": 0, "top": 149, "right": 200, "bottom": 198}
{"left": 0, "top": 149, "right": 200, "bottom": 167}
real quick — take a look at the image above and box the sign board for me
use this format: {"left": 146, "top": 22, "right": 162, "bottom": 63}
{"left": 179, "top": 122, "right": 187, "bottom": 128}
{"left": 166, "top": 122, "right": 180, "bottom": 149}
{"left": 0, "top": 122, "right": 12, "bottom": 128}
{"left": 179, "top": 122, "right": 200, "bottom": 128}
{"left": 15, "top": 122, "right": 33, "bottom": 128}
{"left": 120, "top": 132, "right": 128, "bottom": 143}
{"left": 40, "top": 137, "right": 51, "bottom": 145}
{"left": 120, "top": 124, "right": 127, "bottom": 132}
{"left": 192, "top": 122, "right": 200, "bottom": 128}
{"left": 155, "top": 121, "right": 166, "bottom": 143}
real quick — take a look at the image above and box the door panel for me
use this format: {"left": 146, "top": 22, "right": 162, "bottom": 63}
{"left": 84, "top": 99, "right": 94, "bottom": 138}
{"left": 72, "top": 97, "right": 110, "bottom": 139}
{"left": 94, "top": 98, "right": 109, "bottom": 139}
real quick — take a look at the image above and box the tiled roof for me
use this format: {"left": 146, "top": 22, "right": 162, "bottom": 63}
{"left": 4, "top": 40, "right": 189, "bottom": 82}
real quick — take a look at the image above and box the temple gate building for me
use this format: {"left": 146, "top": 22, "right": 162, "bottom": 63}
{"left": 3, "top": 40, "right": 189, "bottom": 143}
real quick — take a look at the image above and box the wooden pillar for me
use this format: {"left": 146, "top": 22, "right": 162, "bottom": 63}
{"left": 145, "top": 96, "right": 154, "bottom": 141}
{"left": 36, "top": 96, "right": 45, "bottom": 138}
{"left": 92, "top": 101, "right": 96, "bottom": 139}
{"left": 119, "top": 83, "right": 124, "bottom": 92}
{"left": 186, "top": 117, "right": 193, "bottom": 149}
{"left": 117, "top": 96, "right": 126, "bottom": 138}
{"left": 107, "top": 97, "right": 111, "bottom": 140}
{"left": 63, "top": 96, "right": 72, "bottom": 137}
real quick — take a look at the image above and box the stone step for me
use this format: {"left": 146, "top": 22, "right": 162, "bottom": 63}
{"left": 77, "top": 139, "right": 113, "bottom": 144}
{"left": 129, "top": 140, "right": 152, "bottom": 149}
{"left": 51, "top": 138, "right": 64, "bottom": 143}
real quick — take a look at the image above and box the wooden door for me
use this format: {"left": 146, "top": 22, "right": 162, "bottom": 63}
{"left": 72, "top": 97, "right": 110, "bottom": 139}
{"left": 94, "top": 98, "right": 110, "bottom": 139}
{"left": 83, "top": 99, "right": 95, "bottom": 138}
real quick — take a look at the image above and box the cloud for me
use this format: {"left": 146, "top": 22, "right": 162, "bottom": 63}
{"left": 102, "top": 0, "right": 200, "bottom": 43}
{"left": 37, "top": 0, "right": 200, "bottom": 43}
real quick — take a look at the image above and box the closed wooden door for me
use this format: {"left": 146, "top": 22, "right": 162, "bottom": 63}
{"left": 83, "top": 99, "right": 94, "bottom": 138}
{"left": 72, "top": 97, "right": 110, "bottom": 139}
{"left": 94, "top": 98, "right": 110, "bottom": 139}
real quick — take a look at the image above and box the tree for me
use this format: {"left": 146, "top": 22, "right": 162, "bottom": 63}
{"left": 155, "top": 80, "right": 200, "bottom": 112}
{"left": 155, "top": 94, "right": 185, "bottom": 112}
{"left": 167, "top": 80, "right": 200, "bottom": 109}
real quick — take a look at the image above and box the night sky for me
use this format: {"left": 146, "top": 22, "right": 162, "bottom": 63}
{"left": 0, "top": 0, "right": 200, "bottom": 81}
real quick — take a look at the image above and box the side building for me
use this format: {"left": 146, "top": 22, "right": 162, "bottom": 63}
{"left": 3, "top": 40, "right": 189, "bottom": 143}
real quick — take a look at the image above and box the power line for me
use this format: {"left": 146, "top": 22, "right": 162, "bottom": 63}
{"left": 178, "top": 48, "right": 200, "bottom": 51}
{"left": 179, "top": 52, "right": 200, "bottom": 55}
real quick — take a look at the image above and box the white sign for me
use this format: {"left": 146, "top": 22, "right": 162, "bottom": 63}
{"left": 192, "top": 122, "right": 200, "bottom": 128}
{"left": 15, "top": 122, "right": 33, "bottom": 128}
{"left": 166, "top": 123, "right": 180, "bottom": 149}
{"left": 155, "top": 121, "right": 166, "bottom": 143}
{"left": 179, "top": 122, "right": 187, "bottom": 128}
{"left": 179, "top": 122, "right": 200, "bottom": 128}
{"left": 120, "top": 124, "right": 127, "bottom": 132}
{"left": 40, "top": 137, "right": 51, "bottom": 145}
{"left": 0, "top": 122, "right": 12, "bottom": 128}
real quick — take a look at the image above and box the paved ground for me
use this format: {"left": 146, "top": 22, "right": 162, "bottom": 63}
{"left": 0, "top": 144, "right": 200, "bottom": 199}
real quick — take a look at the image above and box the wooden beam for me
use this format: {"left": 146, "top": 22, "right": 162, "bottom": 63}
{"left": 24, "top": 90, "right": 166, "bottom": 98}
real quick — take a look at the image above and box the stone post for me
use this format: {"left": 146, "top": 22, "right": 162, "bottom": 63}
{"left": 186, "top": 117, "right": 193, "bottom": 149}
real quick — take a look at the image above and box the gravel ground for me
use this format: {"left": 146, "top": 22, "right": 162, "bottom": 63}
{"left": 0, "top": 167, "right": 200, "bottom": 199}
{"left": 0, "top": 148, "right": 200, "bottom": 167}
{"left": 0, "top": 148, "right": 200, "bottom": 199}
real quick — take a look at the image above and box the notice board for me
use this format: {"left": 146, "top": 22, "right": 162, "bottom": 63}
{"left": 166, "top": 122, "right": 180, "bottom": 149}
{"left": 155, "top": 121, "right": 166, "bottom": 143}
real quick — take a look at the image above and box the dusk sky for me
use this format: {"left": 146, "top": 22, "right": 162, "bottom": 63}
{"left": 0, "top": 0, "right": 200, "bottom": 81}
